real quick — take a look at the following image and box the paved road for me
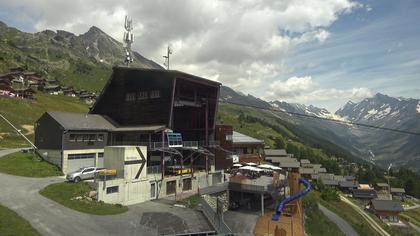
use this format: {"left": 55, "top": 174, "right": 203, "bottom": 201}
{"left": 0, "top": 150, "right": 213, "bottom": 236}
{"left": 0, "top": 148, "right": 24, "bottom": 157}
{"left": 340, "top": 195, "right": 391, "bottom": 236}
{"left": 318, "top": 203, "right": 359, "bottom": 236}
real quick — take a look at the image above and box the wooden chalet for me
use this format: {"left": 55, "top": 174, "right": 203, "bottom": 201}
{"left": 369, "top": 199, "right": 404, "bottom": 222}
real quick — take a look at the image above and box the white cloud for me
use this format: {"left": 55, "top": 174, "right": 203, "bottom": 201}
{"left": 0, "top": 0, "right": 362, "bottom": 89}
{"left": 265, "top": 76, "right": 372, "bottom": 103}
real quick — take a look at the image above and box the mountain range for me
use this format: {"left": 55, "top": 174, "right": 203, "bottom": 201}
{"left": 2, "top": 21, "right": 420, "bottom": 172}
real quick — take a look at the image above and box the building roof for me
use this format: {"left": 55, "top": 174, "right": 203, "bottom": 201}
{"left": 47, "top": 112, "right": 166, "bottom": 132}
{"left": 232, "top": 131, "right": 264, "bottom": 145}
{"left": 371, "top": 200, "right": 404, "bottom": 212}
{"left": 299, "top": 167, "right": 316, "bottom": 175}
{"left": 339, "top": 181, "right": 359, "bottom": 188}
{"left": 322, "top": 179, "right": 339, "bottom": 186}
{"left": 358, "top": 184, "right": 373, "bottom": 189}
{"left": 264, "top": 149, "right": 288, "bottom": 156}
{"left": 390, "top": 188, "right": 406, "bottom": 194}
{"left": 47, "top": 112, "right": 115, "bottom": 131}
{"left": 352, "top": 189, "right": 377, "bottom": 199}
{"left": 376, "top": 183, "right": 389, "bottom": 188}
{"left": 300, "top": 159, "right": 310, "bottom": 164}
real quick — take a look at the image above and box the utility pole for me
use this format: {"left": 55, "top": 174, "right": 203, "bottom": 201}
{"left": 163, "top": 45, "right": 172, "bottom": 70}
{"left": 123, "top": 16, "right": 134, "bottom": 66}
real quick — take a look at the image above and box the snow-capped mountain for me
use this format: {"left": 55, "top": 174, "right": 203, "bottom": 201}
{"left": 336, "top": 93, "right": 420, "bottom": 126}
{"left": 270, "top": 100, "right": 346, "bottom": 121}
{"left": 335, "top": 93, "right": 420, "bottom": 172}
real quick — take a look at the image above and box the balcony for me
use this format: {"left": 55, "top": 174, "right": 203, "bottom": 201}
{"left": 109, "top": 140, "right": 219, "bottom": 150}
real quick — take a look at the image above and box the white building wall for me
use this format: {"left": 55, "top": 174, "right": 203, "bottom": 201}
{"left": 62, "top": 149, "right": 104, "bottom": 174}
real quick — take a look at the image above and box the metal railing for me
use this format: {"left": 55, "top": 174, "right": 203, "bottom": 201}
{"left": 198, "top": 197, "right": 234, "bottom": 235}
{"left": 147, "top": 165, "right": 161, "bottom": 175}
{"left": 110, "top": 140, "right": 218, "bottom": 149}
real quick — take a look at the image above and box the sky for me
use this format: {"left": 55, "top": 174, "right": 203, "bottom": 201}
{"left": 0, "top": 0, "right": 419, "bottom": 112}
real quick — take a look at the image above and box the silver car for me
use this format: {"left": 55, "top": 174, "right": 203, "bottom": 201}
{"left": 66, "top": 167, "right": 104, "bottom": 182}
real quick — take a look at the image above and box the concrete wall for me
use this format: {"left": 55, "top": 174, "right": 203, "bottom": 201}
{"left": 39, "top": 149, "right": 62, "bottom": 168}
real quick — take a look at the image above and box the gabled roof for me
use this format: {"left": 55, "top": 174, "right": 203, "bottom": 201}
{"left": 376, "top": 183, "right": 389, "bottom": 187}
{"left": 352, "top": 189, "right": 377, "bottom": 199}
{"left": 46, "top": 112, "right": 167, "bottom": 132}
{"left": 264, "top": 149, "right": 288, "bottom": 156}
{"left": 232, "top": 131, "right": 264, "bottom": 145}
{"left": 47, "top": 112, "right": 115, "bottom": 131}
{"left": 339, "top": 181, "right": 359, "bottom": 188}
{"left": 322, "top": 179, "right": 339, "bottom": 186}
{"left": 371, "top": 200, "right": 403, "bottom": 212}
{"left": 390, "top": 188, "right": 406, "bottom": 194}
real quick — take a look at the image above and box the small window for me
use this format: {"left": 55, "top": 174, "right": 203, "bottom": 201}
{"left": 97, "top": 134, "right": 104, "bottom": 141}
{"left": 83, "top": 134, "right": 89, "bottom": 142}
{"left": 137, "top": 91, "right": 148, "bottom": 100}
{"left": 89, "top": 134, "right": 96, "bottom": 142}
{"left": 225, "top": 134, "right": 233, "bottom": 141}
{"left": 69, "top": 134, "right": 76, "bottom": 142}
{"left": 98, "top": 152, "right": 104, "bottom": 158}
{"left": 125, "top": 93, "right": 136, "bottom": 101}
{"left": 107, "top": 186, "right": 119, "bottom": 194}
{"left": 76, "top": 135, "right": 83, "bottom": 142}
{"left": 150, "top": 90, "right": 160, "bottom": 99}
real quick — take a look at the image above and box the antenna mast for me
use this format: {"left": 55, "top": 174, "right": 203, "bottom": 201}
{"left": 163, "top": 45, "right": 172, "bottom": 70}
{"left": 123, "top": 16, "right": 134, "bottom": 66}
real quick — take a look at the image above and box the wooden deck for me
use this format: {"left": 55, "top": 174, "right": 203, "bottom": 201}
{"left": 254, "top": 201, "right": 304, "bottom": 236}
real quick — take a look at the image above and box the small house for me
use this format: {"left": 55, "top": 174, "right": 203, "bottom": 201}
{"left": 352, "top": 189, "right": 377, "bottom": 203}
{"left": 369, "top": 199, "right": 404, "bottom": 223}
{"left": 390, "top": 188, "right": 406, "bottom": 200}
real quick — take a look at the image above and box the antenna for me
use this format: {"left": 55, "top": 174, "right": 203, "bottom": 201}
{"left": 163, "top": 44, "right": 173, "bottom": 70}
{"left": 123, "top": 16, "right": 134, "bottom": 66}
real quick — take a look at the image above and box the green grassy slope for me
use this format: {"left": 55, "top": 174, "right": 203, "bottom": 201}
{"left": 0, "top": 204, "right": 40, "bottom": 236}
{"left": 0, "top": 93, "right": 88, "bottom": 148}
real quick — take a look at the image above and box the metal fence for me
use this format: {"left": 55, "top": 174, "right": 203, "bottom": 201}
{"left": 198, "top": 198, "right": 234, "bottom": 235}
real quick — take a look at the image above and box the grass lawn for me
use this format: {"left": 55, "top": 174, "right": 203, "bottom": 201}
{"left": 402, "top": 208, "right": 420, "bottom": 227}
{"left": 0, "top": 152, "right": 63, "bottom": 177}
{"left": 0, "top": 204, "right": 40, "bottom": 236}
{"left": 303, "top": 192, "right": 345, "bottom": 236}
{"left": 40, "top": 182, "right": 128, "bottom": 215}
{"left": 311, "top": 191, "right": 381, "bottom": 236}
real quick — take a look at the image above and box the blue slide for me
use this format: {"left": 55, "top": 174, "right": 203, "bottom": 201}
{"left": 272, "top": 177, "right": 312, "bottom": 221}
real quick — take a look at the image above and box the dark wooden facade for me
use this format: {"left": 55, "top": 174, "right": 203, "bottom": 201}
{"left": 214, "top": 125, "right": 233, "bottom": 170}
{"left": 90, "top": 67, "right": 221, "bottom": 142}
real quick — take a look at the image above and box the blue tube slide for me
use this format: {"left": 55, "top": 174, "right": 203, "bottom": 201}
{"left": 272, "top": 177, "right": 312, "bottom": 221}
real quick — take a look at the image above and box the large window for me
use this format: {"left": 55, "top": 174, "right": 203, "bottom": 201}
{"left": 125, "top": 92, "right": 136, "bottom": 101}
{"left": 97, "top": 134, "right": 104, "bottom": 141}
{"left": 68, "top": 153, "right": 96, "bottom": 160}
{"left": 182, "top": 178, "right": 192, "bottom": 191}
{"left": 167, "top": 133, "right": 183, "bottom": 147}
{"left": 137, "top": 91, "right": 148, "bottom": 100}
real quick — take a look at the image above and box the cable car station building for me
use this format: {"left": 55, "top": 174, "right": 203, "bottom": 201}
{"left": 35, "top": 67, "right": 225, "bottom": 204}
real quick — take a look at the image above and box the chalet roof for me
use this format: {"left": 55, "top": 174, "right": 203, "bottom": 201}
{"left": 352, "top": 189, "right": 377, "bottom": 199}
{"left": 47, "top": 112, "right": 115, "bottom": 131}
{"left": 299, "top": 167, "right": 317, "bottom": 175}
{"left": 371, "top": 200, "right": 403, "bottom": 212}
{"left": 112, "top": 67, "right": 221, "bottom": 87}
{"left": 390, "top": 188, "right": 406, "bottom": 194}
{"left": 322, "top": 179, "right": 339, "bottom": 186}
{"left": 264, "top": 149, "right": 288, "bottom": 156}
{"left": 376, "top": 183, "right": 389, "bottom": 187}
{"left": 339, "top": 181, "right": 359, "bottom": 188}
{"left": 317, "top": 167, "right": 327, "bottom": 173}
{"left": 300, "top": 159, "right": 310, "bottom": 164}
{"left": 232, "top": 131, "right": 264, "bottom": 145}
{"left": 46, "top": 112, "right": 167, "bottom": 132}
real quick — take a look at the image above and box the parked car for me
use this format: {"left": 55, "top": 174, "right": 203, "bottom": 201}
{"left": 66, "top": 167, "right": 104, "bottom": 182}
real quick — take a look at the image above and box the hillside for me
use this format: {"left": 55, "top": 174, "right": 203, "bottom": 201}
{"left": 336, "top": 93, "right": 420, "bottom": 171}
{"left": 0, "top": 21, "right": 162, "bottom": 92}
{"left": 0, "top": 94, "right": 88, "bottom": 148}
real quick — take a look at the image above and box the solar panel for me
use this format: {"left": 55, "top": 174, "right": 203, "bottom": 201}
{"left": 167, "top": 133, "right": 183, "bottom": 147}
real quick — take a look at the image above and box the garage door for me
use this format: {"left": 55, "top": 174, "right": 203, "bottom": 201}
{"left": 67, "top": 153, "right": 96, "bottom": 173}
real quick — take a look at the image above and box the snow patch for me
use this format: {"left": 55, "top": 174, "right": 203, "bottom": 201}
{"left": 417, "top": 101, "right": 420, "bottom": 113}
